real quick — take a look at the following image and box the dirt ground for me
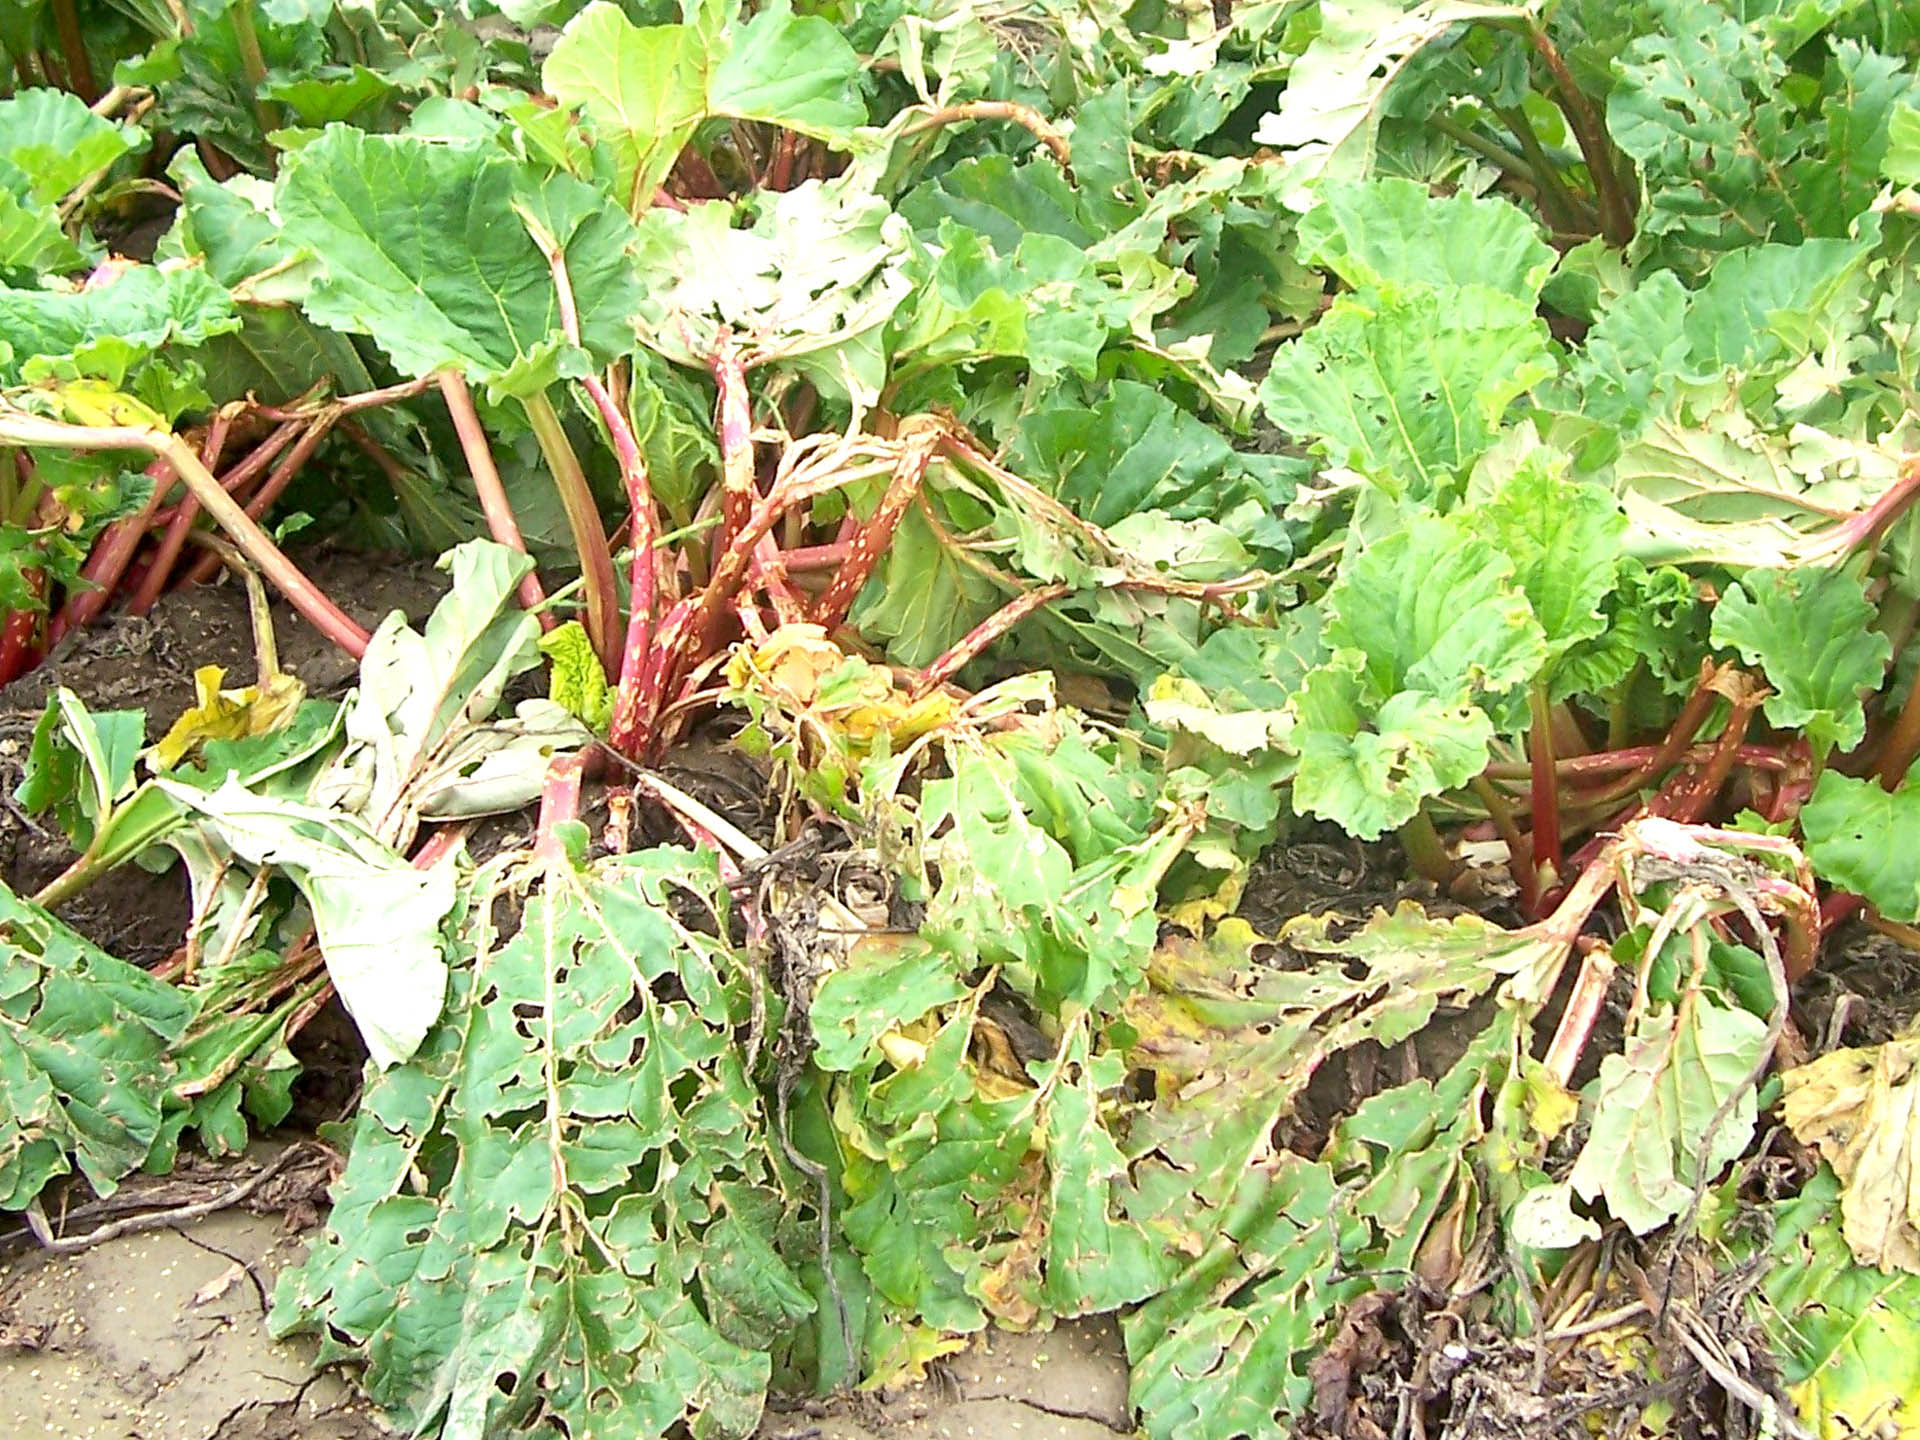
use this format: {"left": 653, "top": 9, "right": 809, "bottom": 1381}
{"left": 0, "top": 559, "right": 1139, "bottom": 1440}
{"left": 0, "top": 1153, "right": 1135, "bottom": 1440}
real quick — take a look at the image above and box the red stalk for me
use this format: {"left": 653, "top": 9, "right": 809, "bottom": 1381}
{"left": 129, "top": 412, "right": 274, "bottom": 615}
{"left": 0, "top": 414, "right": 369, "bottom": 657}
{"left": 614, "top": 598, "right": 697, "bottom": 761}
{"left": 911, "top": 584, "right": 1071, "bottom": 698}
{"left": 0, "top": 570, "right": 46, "bottom": 686}
{"left": 47, "top": 455, "right": 176, "bottom": 643}
{"left": 814, "top": 429, "right": 937, "bottom": 630}
{"left": 533, "top": 751, "right": 587, "bottom": 867}
{"left": 180, "top": 417, "right": 338, "bottom": 589}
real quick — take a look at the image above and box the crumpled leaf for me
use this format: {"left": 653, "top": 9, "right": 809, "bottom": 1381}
{"left": 1709, "top": 567, "right": 1892, "bottom": 759}
{"left": 1289, "top": 661, "right": 1495, "bottom": 839}
{"left": 0, "top": 263, "right": 240, "bottom": 387}
{"left": 540, "top": 619, "right": 613, "bottom": 732}
{"left": 273, "top": 847, "right": 810, "bottom": 1439}
{"left": 0, "top": 89, "right": 146, "bottom": 206}
{"left": 1259, "top": 282, "right": 1555, "bottom": 501}
{"left": 150, "top": 665, "right": 307, "bottom": 772}
{"left": 630, "top": 179, "right": 912, "bottom": 403}
{"left": 1753, "top": 1169, "right": 1920, "bottom": 1440}
{"left": 1783, "top": 1021, "right": 1920, "bottom": 1273}
{"left": 1567, "top": 991, "right": 1769, "bottom": 1235}
{"left": 1800, "top": 772, "right": 1920, "bottom": 922}
{"left": 1296, "top": 176, "right": 1557, "bottom": 302}
{"left": 313, "top": 541, "right": 559, "bottom": 849}
{"left": 151, "top": 776, "right": 455, "bottom": 1070}
{"left": 0, "top": 879, "right": 193, "bottom": 1210}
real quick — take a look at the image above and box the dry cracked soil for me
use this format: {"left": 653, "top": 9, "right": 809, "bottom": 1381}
{"left": 0, "top": 1148, "right": 1135, "bottom": 1440}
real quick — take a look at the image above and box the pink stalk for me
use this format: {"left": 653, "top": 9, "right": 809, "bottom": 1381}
{"left": 814, "top": 431, "right": 937, "bottom": 630}
{"left": 711, "top": 337, "right": 755, "bottom": 562}
{"left": 911, "top": 583, "right": 1071, "bottom": 699}
{"left": 533, "top": 751, "right": 587, "bottom": 867}
{"left": 1542, "top": 941, "right": 1618, "bottom": 1087}
{"left": 180, "top": 417, "right": 339, "bottom": 589}
{"left": 612, "top": 597, "right": 697, "bottom": 761}
{"left": 130, "top": 414, "right": 289, "bottom": 615}
{"left": 0, "top": 414, "right": 369, "bottom": 657}
{"left": 0, "top": 570, "right": 45, "bottom": 686}
{"left": 583, "top": 373, "right": 659, "bottom": 672}
{"left": 437, "top": 372, "right": 550, "bottom": 619}
{"left": 48, "top": 455, "right": 177, "bottom": 643}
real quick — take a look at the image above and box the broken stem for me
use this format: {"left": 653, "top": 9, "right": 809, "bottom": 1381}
{"left": 902, "top": 100, "right": 1073, "bottom": 169}
{"left": 911, "top": 583, "right": 1071, "bottom": 698}
{"left": 814, "top": 428, "right": 937, "bottom": 630}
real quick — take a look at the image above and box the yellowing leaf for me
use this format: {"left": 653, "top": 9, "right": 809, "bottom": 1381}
{"left": 538, "top": 619, "right": 612, "bottom": 731}
{"left": 724, "top": 623, "right": 955, "bottom": 758}
{"left": 150, "top": 666, "right": 306, "bottom": 772}
{"left": 51, "top": 378, "right": 167, "bottom": 431}
{"left": 1783, "top": 1022, "right": 1920, "bottom": 1274}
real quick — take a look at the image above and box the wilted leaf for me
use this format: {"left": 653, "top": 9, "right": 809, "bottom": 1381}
{"left": 150, "top": 666, "right": 306, "bottom": 772}
{"left": 1568, "top": 992, "right": 1769, "bottom": 1234}
{"left": 273, "top": 848, "right": 808, "bottom": 1438}
{"left": 1783, "top": 1022, "right": 1920, "bottom": 1273}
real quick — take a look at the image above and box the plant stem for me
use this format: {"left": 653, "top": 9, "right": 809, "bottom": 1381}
{"left": 814, "top": 428, "right": 938, "bottom": 630}
{"left": 436, "top": 372, "right": 549, "bottom": 619}
{"left": 587, "top": 374, "right": 662, "bottom": 760}
{"left": 227, "top": 1, "right": 282, "bottom": 144}
{"left": 711, "top": 337, "right": 755, "bottom": 563}
{"left": 522, "top": 389, "right": 620, "bottom": 676}
{"left": 1528, "top": 684, "right": 1564, "bottom": 893}
{"left": 1877, "top": 678, "right": 1920, "bottom": 789}
{"left": 902, "top": 100, "right": 1073, "bottom": 169}
{"left": 49, "top": 0, "right": 97, "bottom": 102}
{"left": 911, "top": 583, "right": 1070, "bottom": 698}
{"left": 1541, "top": 940, "right": 1617, "bottom": 1087}
{"left": 1494, "top": 103, "right": 1593, "bottom": 234}
{"left": 129, "top": 418, "right": 298, "bottom": 614}
{"left": 1398, "top": 807, "right": 1456, "bottom": 887}
{"left": 179, "top": 415, "right": 338, "bottom": 588}
{"left": 1523, "top": 21, "right": 1634, "bottom": 246}
{"left": 0, "top": 411, "right": 368, "bottom": 656}
{"left": 533, "top": 751, "right": 587, "bottom": 867}
{"left": 1429, "top": 113, "right": 1539, "bottom": 188}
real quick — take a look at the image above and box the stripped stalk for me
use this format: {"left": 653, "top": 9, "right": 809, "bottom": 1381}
{"left": 436, "top": 372, "right": 549, "bottom": 618}
{"left": 711, "top": 337, "right": 756, "bottom": 561}
{"left": 814, "top": 428, "right": 939, "bottom": 630}
{"left": 1541, "top": 940, "right": 1617, "bottom": 1086}
{"left": 911, "top": 583, "right": 1071, "bottom": 698}
{"left": 522, "top": 389, "right": 620, "bottom": 675}
{"left": 0, "top": 411, "right": 368, "bottom": 656}
{"left": 589, "top": 373, "right": 664, "bottom": 760}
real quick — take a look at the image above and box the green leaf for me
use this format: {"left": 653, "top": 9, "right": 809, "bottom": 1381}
{"left": 1460, "top": 454, "right": 1631, "bottom": 687}
{"left": 1568, "top": 991, "right": 1769, "bottom": 1234}
{"left": 275, "top": 129, "right": 642, "bottom": 394}
{"left": 1710, "top": 567, "right": 1891, "bottom": 758}
{"left": 1258, "top": 282, "right": 1554, "bottom": 500}
{"left": 1249, "top": 0, "right": 1528, "bottom": 209}
{"left": 0, "top": 880, "right": 193, "bottom": 1210}
{"left": 1324, "top": 514, "right": 1548, "bottom": 704}
{"left": 809, "top": 935, "right": 971, "bottom": 1073}
{"left": 1290, "top": 660, "right": 1496, "bottom": 838}
{"left": 1801, "top": 773, "right": 1920, "bottom": 922}
{"left": 545, "top": 0, "right": 863, "bottom": 219}
{"left": 15, "top": 690, "right": 146, "bottom": 854}
{"left": 0, "top": 264, "right": 240, "bottom": 386}
{"left": 1296, "top": 176, "right": 1557, "bottom": 302}
{"left": 274, "top": 848, "right": 807, "bottom": 1439}
{"left": 0, "top": 88, "right": 146, "bottom": 204}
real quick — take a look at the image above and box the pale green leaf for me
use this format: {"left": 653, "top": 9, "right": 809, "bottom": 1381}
{"left": 1296, "top": 176, "right": 1557, "bottom": 302}
{"left": 1801, "top": 773, "right": 1920, "bottom": 922}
